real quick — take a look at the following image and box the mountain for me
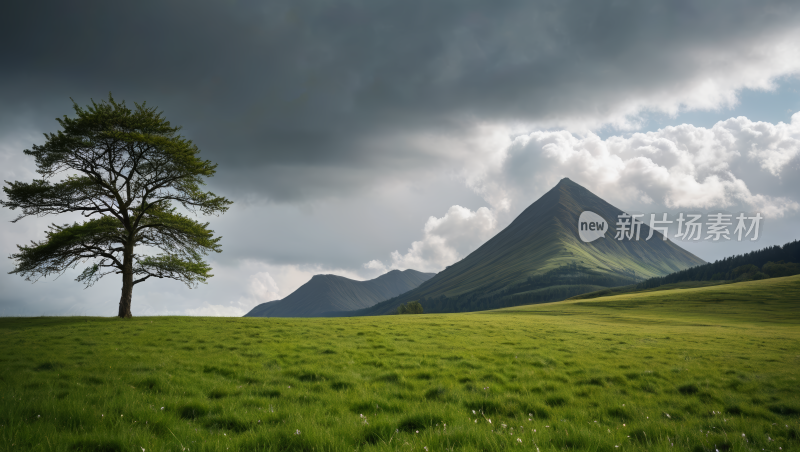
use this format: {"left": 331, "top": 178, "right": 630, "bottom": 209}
{"left": 355, "top": 178, "right": 706, "bottom": 315}
{"left": 244, "top": 269, "right": 435, "bottom": 317}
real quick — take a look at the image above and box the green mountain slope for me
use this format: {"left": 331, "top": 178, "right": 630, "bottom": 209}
{"left": 358, "top": 178, "right": 705, "bottom": 315}
{"left": 517, "top": 274, "right": 800, "bottom": 325}
{"left": 565, "top": 239, "right": 800, "bottom": 301}
{"left": 244, "top": 269, "right": 435, "bottom": 317}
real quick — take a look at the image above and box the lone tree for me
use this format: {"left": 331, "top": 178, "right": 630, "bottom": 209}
{"left": 1, "top": 95, "right": 232, "bottom": 318}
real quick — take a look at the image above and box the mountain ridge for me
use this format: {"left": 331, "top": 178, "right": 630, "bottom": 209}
{"left": 352, "top": 178, "right": 705, "bottom": 315}
{"left": 244, "top": 269, "right": 435, "bottom": 317}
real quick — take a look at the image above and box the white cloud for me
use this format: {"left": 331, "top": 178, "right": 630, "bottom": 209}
{"left": 368, "top": 205, "right": 498, "bottom": 273}
{"left": 725, "top": 112, "right": 800, "bottom": 176}
{"left": 463, "top": 114, "right": 800, "bottom": 219}
{"left": 245, "top": 271, "right": 281, "bottom": 303}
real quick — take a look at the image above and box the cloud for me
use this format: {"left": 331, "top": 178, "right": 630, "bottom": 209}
{"left": 245, "top": 271, "right": 281, "bottom": 304}
{"left": 471, "top": 114, "right": 800, "bottom": 218}
{"left": 3, "top": 1, "right": 800, "bottom": 202}
{"left": 368, "top": 205, "right": 497, "bottom": 273}
{"left": 726, "top": 112, "right": 800, "bottom": 176}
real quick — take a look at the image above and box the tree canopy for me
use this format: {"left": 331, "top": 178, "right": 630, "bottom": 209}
{"left": 1, "top": 95, "right": 232, "bottom": 317}
{"left": 397, "top": 301, "right": 424, "bottom": 314}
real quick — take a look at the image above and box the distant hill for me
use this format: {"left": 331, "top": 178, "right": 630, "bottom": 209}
{"left": 353, "top": 178, "right": 705, "bottom": 315}
{"left": 244, "top": 269, "right": 435, "bottom": 317}
{"left": 636, "top": 239, "right": 800, "bottom": 287}
{"left": 569, "top": 239, "right": 800, "bottom": 301}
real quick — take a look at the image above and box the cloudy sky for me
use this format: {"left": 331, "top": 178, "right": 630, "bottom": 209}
{"left": 2, "top": 0, "right": 800, "bottom": 317}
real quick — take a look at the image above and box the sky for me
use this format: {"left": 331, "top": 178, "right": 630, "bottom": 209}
{"left": 2, "top": 0, "right": 800, "bottom": 317}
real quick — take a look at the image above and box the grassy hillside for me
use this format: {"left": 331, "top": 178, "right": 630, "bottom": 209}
{"left": 567, "top": 241, "right": 800, "bottom": 302}
{"left": 566, "top": 280, "right": 732, "bottom": 301}
{"left": 2, "top": 276, "right": 799, "bottom": 451}
{"left": 360, "top": 178, "right": 704, "bottom": 315}
{"left": 507, "top": 274, "right": 800, "bottom": 324}
{"left": 627, "top": 239, "right": 800, "bottom": 293}
{"left": 245, "top": 269, "right": 435, "bottom": 317}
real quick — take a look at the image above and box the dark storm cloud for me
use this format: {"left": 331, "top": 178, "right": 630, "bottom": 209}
{"left": 2, "top": 0, "right": 800, "bottom": 201}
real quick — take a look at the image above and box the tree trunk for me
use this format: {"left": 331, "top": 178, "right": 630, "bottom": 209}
{"left": 118, "top": 243, "right": 134, "bottom": 318}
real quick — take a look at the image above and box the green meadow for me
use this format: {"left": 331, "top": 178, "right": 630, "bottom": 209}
{"left": 2, "top": 276, "right": 799, "bottom": 452}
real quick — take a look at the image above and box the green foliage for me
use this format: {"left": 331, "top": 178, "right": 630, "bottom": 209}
{"left": 763, "top": 261, "right": 800, "bottom": 278}
{"left": 1, "top": 275, "right": 799, "bottom": 451}
{"left": 397, "top": 300, "right": 424, "bottom": 314}
{"left": 636, "top": 239, "right": 800, "bottom": 290}
{"left": 1, "top": 95, "right": 231, "bottom": 315}
{"left": 573, "top": 240, "right": 800, "bottom": 302}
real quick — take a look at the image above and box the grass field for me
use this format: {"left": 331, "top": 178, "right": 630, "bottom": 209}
{"left": 2, "top": 276, "right": 799, "bottom": 451}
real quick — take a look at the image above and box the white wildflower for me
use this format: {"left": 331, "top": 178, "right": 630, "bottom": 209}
{"left": 296, "top": 429, "right": 301, "bottom": 435}
{"left": 517, "top": 438, "right": 522, "bottom": 443}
